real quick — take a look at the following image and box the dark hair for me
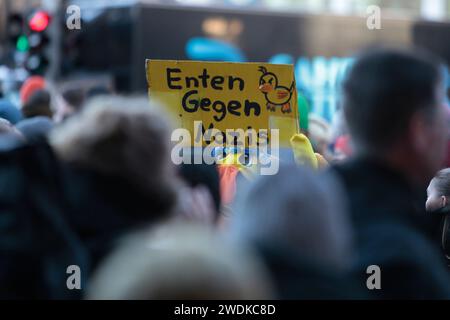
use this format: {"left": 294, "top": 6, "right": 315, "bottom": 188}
{"left": 62, "top": 87, "right": 85, "bottom": 111}
{"left": 22, "top": 89, "right": 52, "bottom": 119}
{"left": 342, "top": 47, "right": 444, "bottom": 154}
{"left": 432, "top": 168, "right": 450, "bottom": 197}
{"left": 179, "top": 163, "right": 221, "bottom": 216}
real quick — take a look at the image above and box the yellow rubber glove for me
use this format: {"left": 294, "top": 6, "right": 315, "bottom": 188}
{"left": 290, "top": 133, "right": 318, "bottom": 169}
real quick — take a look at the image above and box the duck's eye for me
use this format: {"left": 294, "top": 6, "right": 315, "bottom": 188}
{"left": 269, "top": 78, "right": 274, "bottom": 85}
{"left": 260, "top": 79, "right": 265, "bottom": 85}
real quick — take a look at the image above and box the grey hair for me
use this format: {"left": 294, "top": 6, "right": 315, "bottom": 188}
{"left": 50, "top": 96, "right": 177, "bottom": 199}
{"left": 230, "top": 164, "right": 354, "bottom": 272}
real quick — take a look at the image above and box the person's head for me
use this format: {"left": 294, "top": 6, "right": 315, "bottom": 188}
{"left": 86, "top": 224, "right": 272, "bottom": 299}
{"left": 21, "top": 89, "right": 52, "bottom": 119}
{"left": 53, "top": 86, "right": 86, "bottom": 122}
{"left": 426, "top": 168, "right": 450, "bottom": 212}
{"left": 0, "top": 100, "right": 22, "bottom": 125}
{"left": 343, "top": 47, "right": 448, "bottom": 184}
{"left": 49, "top": 96, "right": 177, "bottom": 211}
{"left": 230, "top": 164, "right": 354, "bottom": 272}
{"left": 19, "top": 76, "right": 46, "bottom": 105}
{"left": 62, "top": 87, "right": 85, "bottom": 113}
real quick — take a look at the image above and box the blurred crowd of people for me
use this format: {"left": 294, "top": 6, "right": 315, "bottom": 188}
{"left": 0, "top": 46, "right": 450, "bottom": 299}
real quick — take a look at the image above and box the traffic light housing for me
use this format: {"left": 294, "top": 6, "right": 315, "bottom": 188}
{"left": 5, "top": 10, "right": 52, "bottom": 76}
{"left": 25, "top": 10, "right": 52, "bottom": 75}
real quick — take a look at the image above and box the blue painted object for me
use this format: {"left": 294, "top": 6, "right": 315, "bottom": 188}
{"left": 186, "top": 37, "right": 246, "bottom": 62}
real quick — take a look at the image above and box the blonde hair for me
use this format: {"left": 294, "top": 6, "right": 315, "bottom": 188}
{"left": 86, "top": 223, "right": 273, "bottom": 300}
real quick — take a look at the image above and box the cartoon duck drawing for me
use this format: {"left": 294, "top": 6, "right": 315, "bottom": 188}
{"left": 258, "top": 66, "right": 295, "bottom": 113}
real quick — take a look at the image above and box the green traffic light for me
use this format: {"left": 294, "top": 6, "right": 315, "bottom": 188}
{"left": 16, "top": 35, "right": 29, "bottom": 52}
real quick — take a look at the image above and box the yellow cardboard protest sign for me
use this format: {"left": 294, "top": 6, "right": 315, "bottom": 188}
{"left": 146, "top": 60, "right": 299, "bottom": 147}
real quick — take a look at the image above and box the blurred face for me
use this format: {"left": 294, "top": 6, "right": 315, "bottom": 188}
{"left": 426, "top": 179, "right": 447, "bottom": 212}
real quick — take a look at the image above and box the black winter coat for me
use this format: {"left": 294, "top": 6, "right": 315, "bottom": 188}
{"left": 332, "top": 157, "right": 450, "bottom": 299}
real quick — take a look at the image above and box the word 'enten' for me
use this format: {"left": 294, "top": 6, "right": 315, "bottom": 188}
{"left": 167, "top": 68, "right": 244, "bottom": 91}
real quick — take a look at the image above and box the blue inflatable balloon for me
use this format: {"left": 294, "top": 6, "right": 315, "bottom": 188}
{"left": 186, "top": 37, "right": 246, "bottom": 62}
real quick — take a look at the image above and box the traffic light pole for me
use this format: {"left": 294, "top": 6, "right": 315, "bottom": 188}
{"left": 1, "top": 0, "right": 13, "bottom": 54}
{"left": 42, "top": 0, "right": 64, "bottom": 81}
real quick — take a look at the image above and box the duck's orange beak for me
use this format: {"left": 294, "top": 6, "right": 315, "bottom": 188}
{"left": 259, "top": 83, "right": 273, "bottom": 93}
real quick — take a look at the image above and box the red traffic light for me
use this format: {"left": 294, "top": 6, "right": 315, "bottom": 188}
{"left": 29, "top": 11, "right": 50, "bottom": 32}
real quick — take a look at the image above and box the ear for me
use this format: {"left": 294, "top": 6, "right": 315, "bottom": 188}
{"left": 442, "top": 196, "right": 448, "bottom": 208}
{"left": 409, "top": 112, "right": 429, "bottom": 155}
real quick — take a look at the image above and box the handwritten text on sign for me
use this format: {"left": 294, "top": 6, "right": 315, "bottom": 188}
{"left": 146, "top": 60, "right": 299, "bottom": 146}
